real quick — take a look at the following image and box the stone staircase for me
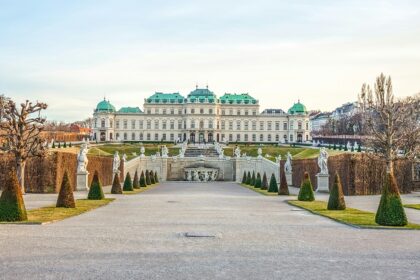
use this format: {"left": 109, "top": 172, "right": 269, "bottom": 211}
{"left": 184, "top": 147, "right": 219, "bottom": 158}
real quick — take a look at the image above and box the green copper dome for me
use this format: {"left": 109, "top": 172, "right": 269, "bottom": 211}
{"left": 187, "top": 87, "right": 217, "bottom": 103}
{"left": 95, "top": 99, "right": 116, "bottom": 113}
{"left": 288, "top": 101, "right": 307, "bottom": 115}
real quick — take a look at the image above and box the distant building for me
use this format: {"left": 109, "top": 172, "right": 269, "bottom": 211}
{"left": 91, "top": 86, "right": 311, "bottom": 143}
{"left": 331, "top": 102, "right": 359, "bottom": 119}
{"left": 310, "top": 112, "right": 331, "bottom": 132}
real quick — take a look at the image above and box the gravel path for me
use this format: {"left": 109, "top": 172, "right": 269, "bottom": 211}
{"left": 0, "top": 182, "right": 419, "bottom": 280}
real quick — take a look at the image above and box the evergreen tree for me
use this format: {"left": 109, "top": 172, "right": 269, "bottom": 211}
{"left": 88, "top": 171, "right": 105, "bottom": 200}
{"left": 251, "top": 171, "right": 256, "bottom": 186}
{"left": 58, "top": 142, "right": 61, "bottom": 148}
{"left": 246, "top": 171, "right": 251, "bottom": 185}
{"left": 145, "top": 169, "right": 151, "bottom": 185}
{"left": 123, "top": 172, "right": 133, "bottom": 191}
{"left": 242, "top": 171, "right": 247, "bottom": 184}
{"left": 139, "top": 171, "right": 146, "bottom": 187}
{"left": 56, "top": 171, "right": 75, "bottom": 208}
{"left": 261, "top": 172, "right": 268, "bottom": 190}
{"left": 133, "top": 171, "right": 140, "bottom": 189}
{"left": 357, "top": 144, "right": 362, "bottom": 152}
{"left": 278, "top": 170, "right": 289, "bottom": 195}
{"left": 154, "top": 171, "right": 159, "bottom": 183}
{"left": 327, "top": 172, "right": 346, "bottom": 210}
{"left": 150, "top": 171, "right": 156, "bottom": 184}
{"left": 298, "top": 172, "right": 315, "bottom": 201}
{"left": 254, "top": 173, "right": 262, "bottom": 188}
{"left": 111, "top": 173, "right": 123, "bottom": 194}
{"left": 268, "top": 173, "right": 278, "bottom": 193}
{"left": 375, "top": 173, "right": 407, "bottom": 226}
{"left": 52, "top": 142, "right": 55, "bottom": 148}
{"left": 333, "top": 143, "right": 336, "bottom": 150}
{"left": 0, "top": 169, "right": 27, "bottom": 221}
{"left": 63, "top": 141, "right": 67, "bottom": 148}
{"left": 69, "top": 142, "right": 72, "bottom": 147}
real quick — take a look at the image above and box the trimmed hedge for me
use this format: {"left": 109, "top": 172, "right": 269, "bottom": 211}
{"left": 133, "top": 171, "right": 140, "bottom": 189}
{"left": 111, "top": 173, "right": 123, "bottom": 194}
{"left": 150, "top": 171, "right": 156, "bottom": 184}
{"left": 140, "top": 171, "right": 146, "bottom": 187}
{"left": 268, "top": 173, "right": 278, "bottom": 193}
{"left": 154, "top": 171, "right": 159, "bottom": 183}
{"left": 56, "top": 171, "right": 75, "bottom": 208}
{"left": 255, "top": 173, "right": 262, "bottom": 189}
{"left": 246, "top": 171, "right": 251, "bottom": 185}
{"left": 261, "top": 172, "right": 268, "bottom": 190}
{"left": 375, "top": 172, "right": 407, "bottom": 226}
{"left": 88, "top": 171, "right": 105, "bottom": 200}
{"left": 251, "top": 171, "right": 256, "bottom": 186}
{"left": 123, "top": 172, "right": 133, "bottom": 191}
{"left": 327, "top": 172, "right": 346, "bottom": 210}
{"left": 278, "top": 170, "right": 289, "bottom": 196}
{"left": 242, "top": 171, "right": 247, "bottom": 184}
{"left": 145, "top": 169, "right": 151, "bottom": 185}
{"left": 0, "top": 169, "right": 27, "bottom": 221}
{"left": 298, "top": 172, "right": 315, "bottom": 201}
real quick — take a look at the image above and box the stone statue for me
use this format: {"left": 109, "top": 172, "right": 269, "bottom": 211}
{"left": 122, "top": 153, "right": 127, "bottom": 162}
{"left": 234, "top": 146, "right": 241, "bottom": 158}
{"left": 257, "top": 147, "right": 263, "bottom": 158}
{"left": 162, "top": 145, "right": 168, "bottom": 158}
{"left": 354, "top": 142, "right": 359, "bottom": 151}
{"left": 140, "top": 146, "right": 145, "bottom": 157}
{"left": 112, "top": 151, "right": 120, "bottom": 174}
{"left": 318, "top": 147, "right": 329, "bottom": 175}
{"left": 275, "top": 155, "right": 281, "bottom": 165}
{"left": 347, "top": 141, "right": 352, "bottom": 151}
{"left": 284, "top": 152, "right": 293, "bottom": 173}
{"left": 219, "top": 149, "right": 224, "bottom": 159}
{"left": 77, "top": 144, "right": 89, "bottom": 173}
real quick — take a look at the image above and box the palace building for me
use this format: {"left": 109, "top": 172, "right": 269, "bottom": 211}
{"left": 92, "top": 86, "right": 311, "bottom": 143}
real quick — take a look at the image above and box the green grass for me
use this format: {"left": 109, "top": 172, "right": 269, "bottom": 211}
{"left": 404, "top": 204, "right": 420, "bottom": 210}
{"left": 240, "top": 183, "right": 278, "bottom": 196}
{"left": 1, "top": 198, "right": 114, "bottom": 224}
{"left": 88, "top": 143, "right": 176, "bottom": 160}
{"left": 122, "top": 183, "right": 160, "bottom": 195}
{"left": 288, "top": 200, "right": 420, "bottom": 229}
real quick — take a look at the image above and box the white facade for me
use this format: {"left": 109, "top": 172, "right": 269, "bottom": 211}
{"left": 92, "top": 87, "right": 311, "bottom": 144}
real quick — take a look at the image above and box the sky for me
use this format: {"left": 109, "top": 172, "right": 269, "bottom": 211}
{"left": 0, "top": 0, "right": 419, "bottom": 121}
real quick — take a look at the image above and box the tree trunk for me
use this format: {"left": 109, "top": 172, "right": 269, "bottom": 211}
{"left": 16, "top": 159, "right": 26, "bottom": 194}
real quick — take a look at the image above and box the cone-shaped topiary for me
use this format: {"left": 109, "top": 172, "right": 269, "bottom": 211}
{"left": 0, "top": 169, "right": 27, "bottom": 221}
{"left": 145, "top": 169, "right": 151, "bottom": 185}
{"left": 88, "top": 171, "right": 105, "bottom": 200}
{"left": 268, "top": 173, "right": 278, "bottom": 193}
{"left": 375, "top": 172, "right": 407, "bottom": 226}
{"left": 254, "top": 173, "right": 262, "bottom": 188}
{"left": 298, "top": 172, "right": 315, "bottom": 201}
{"left": 278, "top": 170, "right": 289, "bottom": 196}
{"left": 56, "top": 171, "right": 75, "bottom": 208}
{"left": 150, "top": 171, "right": 156, "bottom": 184}
{"left": 242, "top": 171, "right": 247, "bottom": 184}
{"left": 133, "top": 171, "right": 140, "bottom": 189}
{"left": 123, "top": 172, "right": 133, "bottom": 191}
{"left": 261, "top": 172, "right": 268, "bottom": 190}
{"left": 69, "top": 142, "right": 72, "bottom": 147}
{"left": 251, "top": 171, "right": 256, "bottom": 186}
{"left": 154, "top": 171, "right": 159, "bottom": 183}
{"left": 139, "top": 171, "right": 146, "bottom": 187}
{"left": 327, "top": 172, "right": 346, "bottom": 210}
{"left": 357, "top": 145, "right": 362, "bottom": 152}
{"left": 63, "top": 141, "right": 67, "bottom": 148}
{"left": 52, "top": 142, "right": 55, "bottom": 148}
{"left": 58, "top": 142, "right": 61, "bottom": 148}
{"left": 246, "top": 171, "right": 251, "bottom": 185}
{"left": 111, "top": 173, "right": 123, "bottom": 194}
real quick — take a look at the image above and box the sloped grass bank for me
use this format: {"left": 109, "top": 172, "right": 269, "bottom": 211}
{"left": 240, "top": 184, "right": 278, "bottom": 196}
{"left": 122, "top": 183, "right": 160, "bottom": 195}
{"left": 404, "top": 204, "right": 420, "bottom": 210}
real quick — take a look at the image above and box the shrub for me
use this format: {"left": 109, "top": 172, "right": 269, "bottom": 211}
{"left": 246, "top": 171, "right": 251, "bottom": 185}
{"left": 298, "top": 172, "right": 315, "bottom": 201}
{"left": 251, "top": 171, "right": 256, "bottom": 186}
{"left": 52, "top": 142, "right": 55, "bottom": 148}
{"left": 0, "top": 169, "right": 27, "bottom": 221}
{"left": 150, "top": 171, "right": 156, "bottom": 184}
{"left": 63, "top": 141, "right": 67, "bottom": 148}
{"left": 111, "top": 173, "right": 123, "bottom": 194}
{"left": 327, "top": 172, "right": 346, "bottom": 210}
{"left": 261, "top": 172, "right": 268, "bottom": 190}
{"left": 154, "top": 171, "right": 159, "bottom": 183}
{"left": 145, "top": 169, "right": 151, "bottom": 185}
{"left": 254, "top": 173, "right": 262, "bottom": 189}
{"left": 279, "top": 170, "right": 289, "bottom": 195}
{"left": 333, "top": 143, "right": 336, "bottom": 150}
{"left": 56, "top": 171, "right": 75, "bottom": 208}
{"left": 242, "top": 171, "right": 247, "bottom": 184}
{"left": 123, "top": 172, "right": 133, "bottom": 191}
{"left": 88, "top": 171, "right": 105, "bottom": 200}
{"left": 58, "top": 142, "right": 61, "bottom": 148}
{"left": 375, "top": 172, "right": 407, "bottom": 226}
{"left": 357, "top": 145, "right": 362, "bottom": 152}
{"left": 133, "top": 171, "right": 140, "bottom": 189}
{"left": 139, "top": 171, "right": 146, "bottom": 187}
{"left": 268, "top": 174, "right": 278, "bottom": 193}
{"left": 69, "top": 142, "right": 72, "bottom": 147}
{"left": 344, "top": 144, "right": 348, "bottom": 151}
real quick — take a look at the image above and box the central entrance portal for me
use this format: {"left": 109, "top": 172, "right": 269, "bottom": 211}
{"left": 199, "top": 132, "right": 204, "bottom": 143}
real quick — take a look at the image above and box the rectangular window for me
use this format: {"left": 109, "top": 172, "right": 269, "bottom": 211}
{"left": 290, "top": 121, "right": 294, "bottom": 130}
{"left": 170, "top": 133, "right": 174, "bottom": 141}
{"left": 191, "top": 108, "right": 195, "bottom": 114}
{"left": 268, "top": 121, "right": 272, "bottom": 131}
{"left": 259, "top": 121, "right": 264, "bottom": 130}
{"left": 162, "top": 133, "right": 166, "bottom": 140}
{"left": 154, "top": 120, "right": 159, "bottom": 129}
{"left": 221, "top": 121, "right": 225, "bottom": 130}
{"left": 200, "top": 108, "right": 204, "bottom": 114}
{"left": 170, "top": 121, "right": 174, "bottom": 129}
{"left": 131, "top": 120, "right": 135, "bottom": 130}
{"left": 275, "top": 134, "right": 279, "bottom": 142}
{"left": 139, "top": 120, "right": 144, "bottom": 129}
{"left": 252, "top": 121, "right": 256, "bottom": 130}
{"left": 147, "top": 133, "right": 151, "bottom": 140}
{"left": 116, "top": 120, "right": 120, "bottom": 129}
{"left": 191, "top": 120, "right": 195, "bottom": 129}
{"left": 147, "top": 120, "right": 151, "bottom": 129}
{"left": 229, "top": 121, "right": 233, "bottom": 130}
{"left": 275, "top": 122, "right": 280, "bottom": 130}
{"left": 178, "top": 120, "right": 182, "bottom": 129}
{"left": 229, "top": 134, "right": 233, "bottom": 141}
{"left": 170, "top": 108, "right": 174, "bottom": 114}
{"left": 155, "top": 108, "right": 159, "bottom": 114}
{"left": 236, "top": 121, "right": 241, "bottom": 130}
{"left": 290, "top": 134, "right": 293, "bottom": 142}
{"left": 178, "top": 109, "right": 182, "bottom": 114}
{"left": 252, "top": 134, "right": 256, "bottom": 142}
{"left": 237, "top": 110, "right": 241, "bottom": 115}
{"left": 236, "top": 134, "right": 241, "bottom": 141}
{"left": 252, "top": 110, "right": 257, "bottom": 116}
{"left": 140, "top": 133, "right": 143, "bottom": 140}
{"left": 222, "top": 110, "right": 225, "bottom": 115}
{"left": 123, "top": 120, "right": 127, "bottom": 129}
{"left": 283, "top": 122, "right": 287, "bottom": 130}
{"left": 209, "top": 121, "right": 213, "bottom": 129}
{"left": 244, "top": 134, "right": 248, "bottom": 141}
{"left": 260, "top": 134, "right": 264, "bottom": 142}
{"left": 162, "top": 109, "right": 167, "bottom": 115}
{"left": 162, "top": 121, "right": 167, "bottom": 129}
{"left": 209, "top": 108, "right": 213, "bottom": 114}
{"left": 268, "top": 134, "right": 272, "bottom": 142}
{"left": 298, "top": 122, "right": 302, "bottom": 130}
{"left": 229, "top": 109, "right": 233, "bottom": 115}
{"left": 245, "top": 110, "right": 249, "bottom": 116}
{"left": 306, "top": 122, "right": 309, "bottom": 130}
{"left": 155, "top": 133, "right": 159, "bottom": 141}
{"left": 147, "top": 109, "right": 151, "bottom": 114}
{"left": 132, "top": 133, "right": 135, "bottom": 140}
{"left": 244, "top": 121, "right": 249, "bottom": 130}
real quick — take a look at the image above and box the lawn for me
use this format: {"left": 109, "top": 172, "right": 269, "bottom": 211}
{"left": 240, "top": 183, "right": 279, "bottom": 196}
{"left": 1, "top": 198, "right": 114, "bottom": 225}
{"left": 288, "top": 200, "right": 420, "bottom": 230}
{"left": 88, "top": 143, "right": 177, "bottom": 160}
{"left": 120, "top": 183, "right": 160, "bottom": 195}
{"left": 404, "top": 204, "right": 420, "bottom": 210}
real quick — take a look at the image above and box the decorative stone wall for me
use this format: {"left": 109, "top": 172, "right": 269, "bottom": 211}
{"left": 236, "top": 157, "right": 280, "bottom": 184}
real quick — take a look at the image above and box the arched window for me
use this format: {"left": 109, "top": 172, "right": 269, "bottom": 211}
{"left": 101, "top": 119, "right": 105, "bottom": 128}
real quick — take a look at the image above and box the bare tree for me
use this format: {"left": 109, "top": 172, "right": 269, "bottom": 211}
{"left": 359, "top": 73, "right": 420, "bottom": 174}
{"left": 0, "top": 99, "right": 48, "bottom": 193}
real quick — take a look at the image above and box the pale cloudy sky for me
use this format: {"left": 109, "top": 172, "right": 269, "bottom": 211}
{"left": 0, "top": 0, "right": 419, "bottom": 121}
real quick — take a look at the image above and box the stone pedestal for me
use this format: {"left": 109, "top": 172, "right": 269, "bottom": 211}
{"left": 316, "top": 173, "right": 329, "bottom": 193}
{"left": 76, "top": 171, "right": 89, "bottom": 191}
{"left": 285, "top": 172, "right": 292, "bottom": 186}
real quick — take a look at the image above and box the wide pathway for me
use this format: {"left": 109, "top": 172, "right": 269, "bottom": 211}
{"left": 0, "top": 182, "right": 419, "bottom": 280}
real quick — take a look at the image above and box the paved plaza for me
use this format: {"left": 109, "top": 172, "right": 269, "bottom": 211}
{"left": 0, "top": 182, "right": 419, "bottom": 280}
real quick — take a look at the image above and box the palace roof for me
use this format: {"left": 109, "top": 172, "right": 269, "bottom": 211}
{"left": 146, "top": 92, "right": 185, "bottom": 104}
{"left": 287, "top": 101, "right": 307, "bottom": 115}
{"left": 118, "top": 107, "right": 143, "bottom": 114}
{"left": 95, "top": 99, "right": 116, "bottom": 113}
{"left": 220, "top": 93, "right": 257, "bottom": 105}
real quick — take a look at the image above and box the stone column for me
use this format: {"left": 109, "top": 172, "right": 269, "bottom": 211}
{"left": 316, "top": 173, "right": 329, "bottom": 193}
{"left": 76, "top": 171, "right": 89, "bottom": 191}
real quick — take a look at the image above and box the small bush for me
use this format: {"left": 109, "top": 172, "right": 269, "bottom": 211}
{"left": 154, "top": 171, "right": 159, "bottom": 183}
{"left": 63, "top": 141, "right": 67, "bottom": 148}
{"left": 375, "top": 172, "right": 407, "bottom": 226}
{"left": 261, "top": 172, "right": 268, "bottom": 190}
{"left": 268, "top": 174, "right": 278, "bottom": 193}
{"left": 88, "top": 171, "right": 105, "bottom": 200}
{"left": 123, "top": 172, "right": 133, "bottom": 191}
{"left": 333, "top": 143, "right": 336, "bottom": 150}
{"left": 298, "top": 172, "right": 315, "bottom": 201}
{"left": 0, "top": 169, "right": 27, "bottom": 221}
{"left": 242, "top": 171, "right": 247, "bottom": 184}
{"left": 254, "top": 173, "right": 262, "bottom": 189}
{"left": 58, "top": 142, "right": 61, "bottom": 148}
{"left": 56, "top": 171, "right": 75, "bottom": 208}
{"left": 279, "top": 170, "right": 289, "bottom": 195}
{"left": 150, "top": 171, "right": 156, "bottom": 184}
{"left": 145, "top": 169, "right": 151, "bottom": 185}
{"left": 69, "top": 142, "right": 72, "bottom": 147}
{"left": 111, "top": 173, "right": 123, "bottom": 194}
{"left": 52, "top": 142, "right": 55, "bottom": 148}
{"left": 133, "top": 171, "right": 140, "bottom": 189}
{"left": 327, "top": 172, "right": 346, "bottom": 210}
{"left": 246, "top": 171, "right": 251, "bottom": 185}
{"left": 357, "top": 145, "right": 362, "bottom": 152}
{"left": 251, "top": 171, "right": 256, "bottom": 186}
{"left": 139, "top": 171, "right": 146, "bottom": 187}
